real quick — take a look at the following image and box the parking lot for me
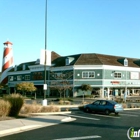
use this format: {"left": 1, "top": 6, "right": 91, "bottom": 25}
{"left": 3, "top": 108, "right": 140, "bottom": 140}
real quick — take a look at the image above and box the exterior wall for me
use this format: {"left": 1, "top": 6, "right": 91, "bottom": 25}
{"left": 73, "top": 65, "right": 140, "bottom": 97}
{"left": 6, "top": 64, "right": 140, "bottom": 97}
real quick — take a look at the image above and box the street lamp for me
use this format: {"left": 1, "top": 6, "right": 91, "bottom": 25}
{"left": 124, "top": 58, "right": 128, "bottom": 102}
{"left": 42, "top": 0, "right": 47, "bottom": 106}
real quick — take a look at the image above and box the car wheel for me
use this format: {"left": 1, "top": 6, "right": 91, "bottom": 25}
{"left": 115, "top": 112, "right": 119, "bottom": 115}
{"left": 105, "top": 109, "right": 110, "bottom": 115}
{"left": 85, "top": 107, "right": 91, "bottom": 113}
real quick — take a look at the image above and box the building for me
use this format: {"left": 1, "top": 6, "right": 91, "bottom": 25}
{"left": 7, "top": 52, "right": 140, "bottom": 97}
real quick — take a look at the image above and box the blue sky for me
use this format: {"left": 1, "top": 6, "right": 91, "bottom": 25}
{"left": 0, "top": 0, "right": 140, "bottom": 70}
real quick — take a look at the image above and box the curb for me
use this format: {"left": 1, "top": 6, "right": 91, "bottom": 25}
{"left": 124, "top": 108, "right": 140, "bottom": 110}
{"left": 0, "top": 125, "right": 41, "bottom": 137}
{"left": 30, "top": 111, "right": 71, "bottom": 116}
{"left": 61, "top": 117, "right": 77, "bottom": 122}
{"left": 61, "top": 117, "right": 72, "bottom": 122}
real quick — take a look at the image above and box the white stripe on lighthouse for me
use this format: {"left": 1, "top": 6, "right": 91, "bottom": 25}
{"left": 2, "top": 49, "right": 13, "bottom": 66}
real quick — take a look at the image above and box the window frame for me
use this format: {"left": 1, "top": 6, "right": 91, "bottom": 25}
{"left": 82, "top": 71, "right": 95, "bottom": 78}
{"left": 9, "top": 76, "right": 14, "bottom": 81}
{"left": 17, "top": 75, "right": 22, "bottom": 81}
{"left": 25, "top": 75, "right": 30, "bottom": 80}
{"left": 114, "top": 72, "right": 122, "bottom": 79}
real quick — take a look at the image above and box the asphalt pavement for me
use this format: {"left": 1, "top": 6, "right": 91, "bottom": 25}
{"left": 1, "top": 96, "right": 140, "bottom": 138}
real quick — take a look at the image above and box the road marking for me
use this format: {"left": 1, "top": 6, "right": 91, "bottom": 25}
{"left": 91, "top": 114, "right": 120, "bottom": 118}
{"left": 68, "top": 115, "right": 100, "bottom": 120}
{"left": 53, "top": 135, "right": 101, "bottom": 140}
{"left": 120, "top": 113, "right": 139, "bottom": 117}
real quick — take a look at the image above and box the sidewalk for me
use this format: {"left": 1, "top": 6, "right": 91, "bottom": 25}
{"left": 0, "top": 112, "right": 76, "bottom": 137}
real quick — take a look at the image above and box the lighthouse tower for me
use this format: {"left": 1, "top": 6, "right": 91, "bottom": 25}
{"left": 0, "top": 41, "right": 14, "bottom": 85}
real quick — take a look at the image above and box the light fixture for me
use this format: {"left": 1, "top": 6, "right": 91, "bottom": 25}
{"left": 77, "top": 74, "right": 80, "bottom": 76}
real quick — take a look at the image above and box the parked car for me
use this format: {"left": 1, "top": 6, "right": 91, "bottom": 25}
{"left": 84, "top": 100, "right": 123, "bottom": 115}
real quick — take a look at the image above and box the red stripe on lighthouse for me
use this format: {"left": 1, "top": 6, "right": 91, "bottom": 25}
{"left": 3, "top": 48, "right": 11, "bottom": 57}
{"left": 2, "top": 57, "right": 13, "bottom": 72}
{"left": 1, "top": 41, "right": 14, "bottom": 85}
{"left": 1, "top": 77, "right": 8, "bottom": 85}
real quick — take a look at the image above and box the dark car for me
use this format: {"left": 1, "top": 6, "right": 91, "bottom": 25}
{"left": 84, "top": 100, "right": 123, "bottom": 115}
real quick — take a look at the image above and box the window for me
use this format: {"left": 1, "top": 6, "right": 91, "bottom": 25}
{"left": 9, "top": 76, "right": 13, "bottom": 81}
{"left": 65, "top": 58, "right": 69, "bottom": 65}
{"left": 124, "top": 58, "right": 128, "bottom": 66}
{"left": 25, "top": 75, "right": 30, "bottom": 80}
{"left": 101, "top": 101, "right": 107, "bottom": 105}
{"left": 17, "top": 75, "right": 22, "bottom": 81}
{"left": 82, "top": 72, "right": 88, "bottom": 78}
{"left": 93, "top": 100, "right": 100, "bottom": 105}
{"left": 82, "top": 71, "right": 95, "bottom": 78}
{"left": 89, "top": 72, "right": 94, "bottom": 77}
{"left": 114, "top": 72, "right": 122, "bottom": 78}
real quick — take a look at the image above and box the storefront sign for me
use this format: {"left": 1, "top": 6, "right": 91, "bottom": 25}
{"left": 111, "top": 81, "right": 120, "bottom": 84}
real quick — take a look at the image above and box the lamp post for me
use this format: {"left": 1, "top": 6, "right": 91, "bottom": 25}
{"left": 42, "top": 0, "right": 47, "bottom": 106}
{"left": 124, "top": 58, "right": 128, "bottom": 102}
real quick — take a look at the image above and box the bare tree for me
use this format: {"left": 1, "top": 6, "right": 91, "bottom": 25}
{"left": 80, "top": 84, "right": 92, "bottom": 102}
{"left": 50, "top": 71, "right": 73, "bottom": 99}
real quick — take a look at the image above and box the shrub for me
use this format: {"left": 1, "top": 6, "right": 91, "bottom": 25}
{"left": 67, "top": 98, "right": 73, "bottom": 102}
{"left": 56, "top": 98, "right": 73, "bottom": 102}
{"left": 134, "top": 104, "right": 140, "bottom": 108}
{"left": 122, "top": 103, "right": 127, "bottom": 108}
{"left": 130, "top": 104, "right": 135, "bottom": 108}
{"left": 20, "top": 104, "right": 60, "bottom": 114}
{"left": 84, "top": 95, "right": 93, "bottom": 98}
{"left": 115, "top": 98, "right": 123, "bottom": 103}
{"left": 0, "top": 99, "right": 11, "bottom": 117}
{"left": 20, "top": 103, "right": 42, "bottom": 114}
{"left": 50, "top": 102, "right": 55, "bottom": 105}
{"left": 58, "top": 100, "right": 71, "bottom": 105}
{"left": 3, "top": 93, "right": 24, "bottom": 117}
{"left": 41, "top": 106, "right": 60, "bottom": 112}
{"left": 64, "top": 101, "right": 71, "bottom": 105}
{"left": 58, "top": 100, "right": 64, "bottom": 105}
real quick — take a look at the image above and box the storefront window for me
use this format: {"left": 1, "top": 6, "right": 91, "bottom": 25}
{"left": 17, "top": 75, "right": 22, "bottom": 80}
{"left": 25, "top": 75, "right": 30, "bottom": 80}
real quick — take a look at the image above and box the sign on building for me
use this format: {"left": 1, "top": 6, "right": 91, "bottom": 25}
{"left": 40, "top": 49, "right": 51, "bottom": 66}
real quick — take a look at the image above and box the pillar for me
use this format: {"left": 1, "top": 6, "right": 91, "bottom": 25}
{"left": 107, "top": 88, "right": 110, "bottom": 100}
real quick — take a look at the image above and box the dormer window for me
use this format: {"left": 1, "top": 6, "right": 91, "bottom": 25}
{"left": 124, "top": 58, "right": 128, "bottom": 66}
{"left": 35, "top": 59, "right": 40, "bottom": 64}
{"left": 66, "top": 58, "right": 69, "bottom": 65}
{"left": 23, "top": 64, "right": 26, "bottom": 70}
{"left": 14, "top": 65, "right": 17, "bottom": 71}
{"left": 65, "top": 57, "right": 74, "bottom": 65}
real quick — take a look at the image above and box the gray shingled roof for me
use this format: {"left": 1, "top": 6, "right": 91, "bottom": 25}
{"left": 52, "top": 53, "right": 140, "bottom": 67}
{"left": 6, "top": 52, "right": 140, "bottom": 71}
